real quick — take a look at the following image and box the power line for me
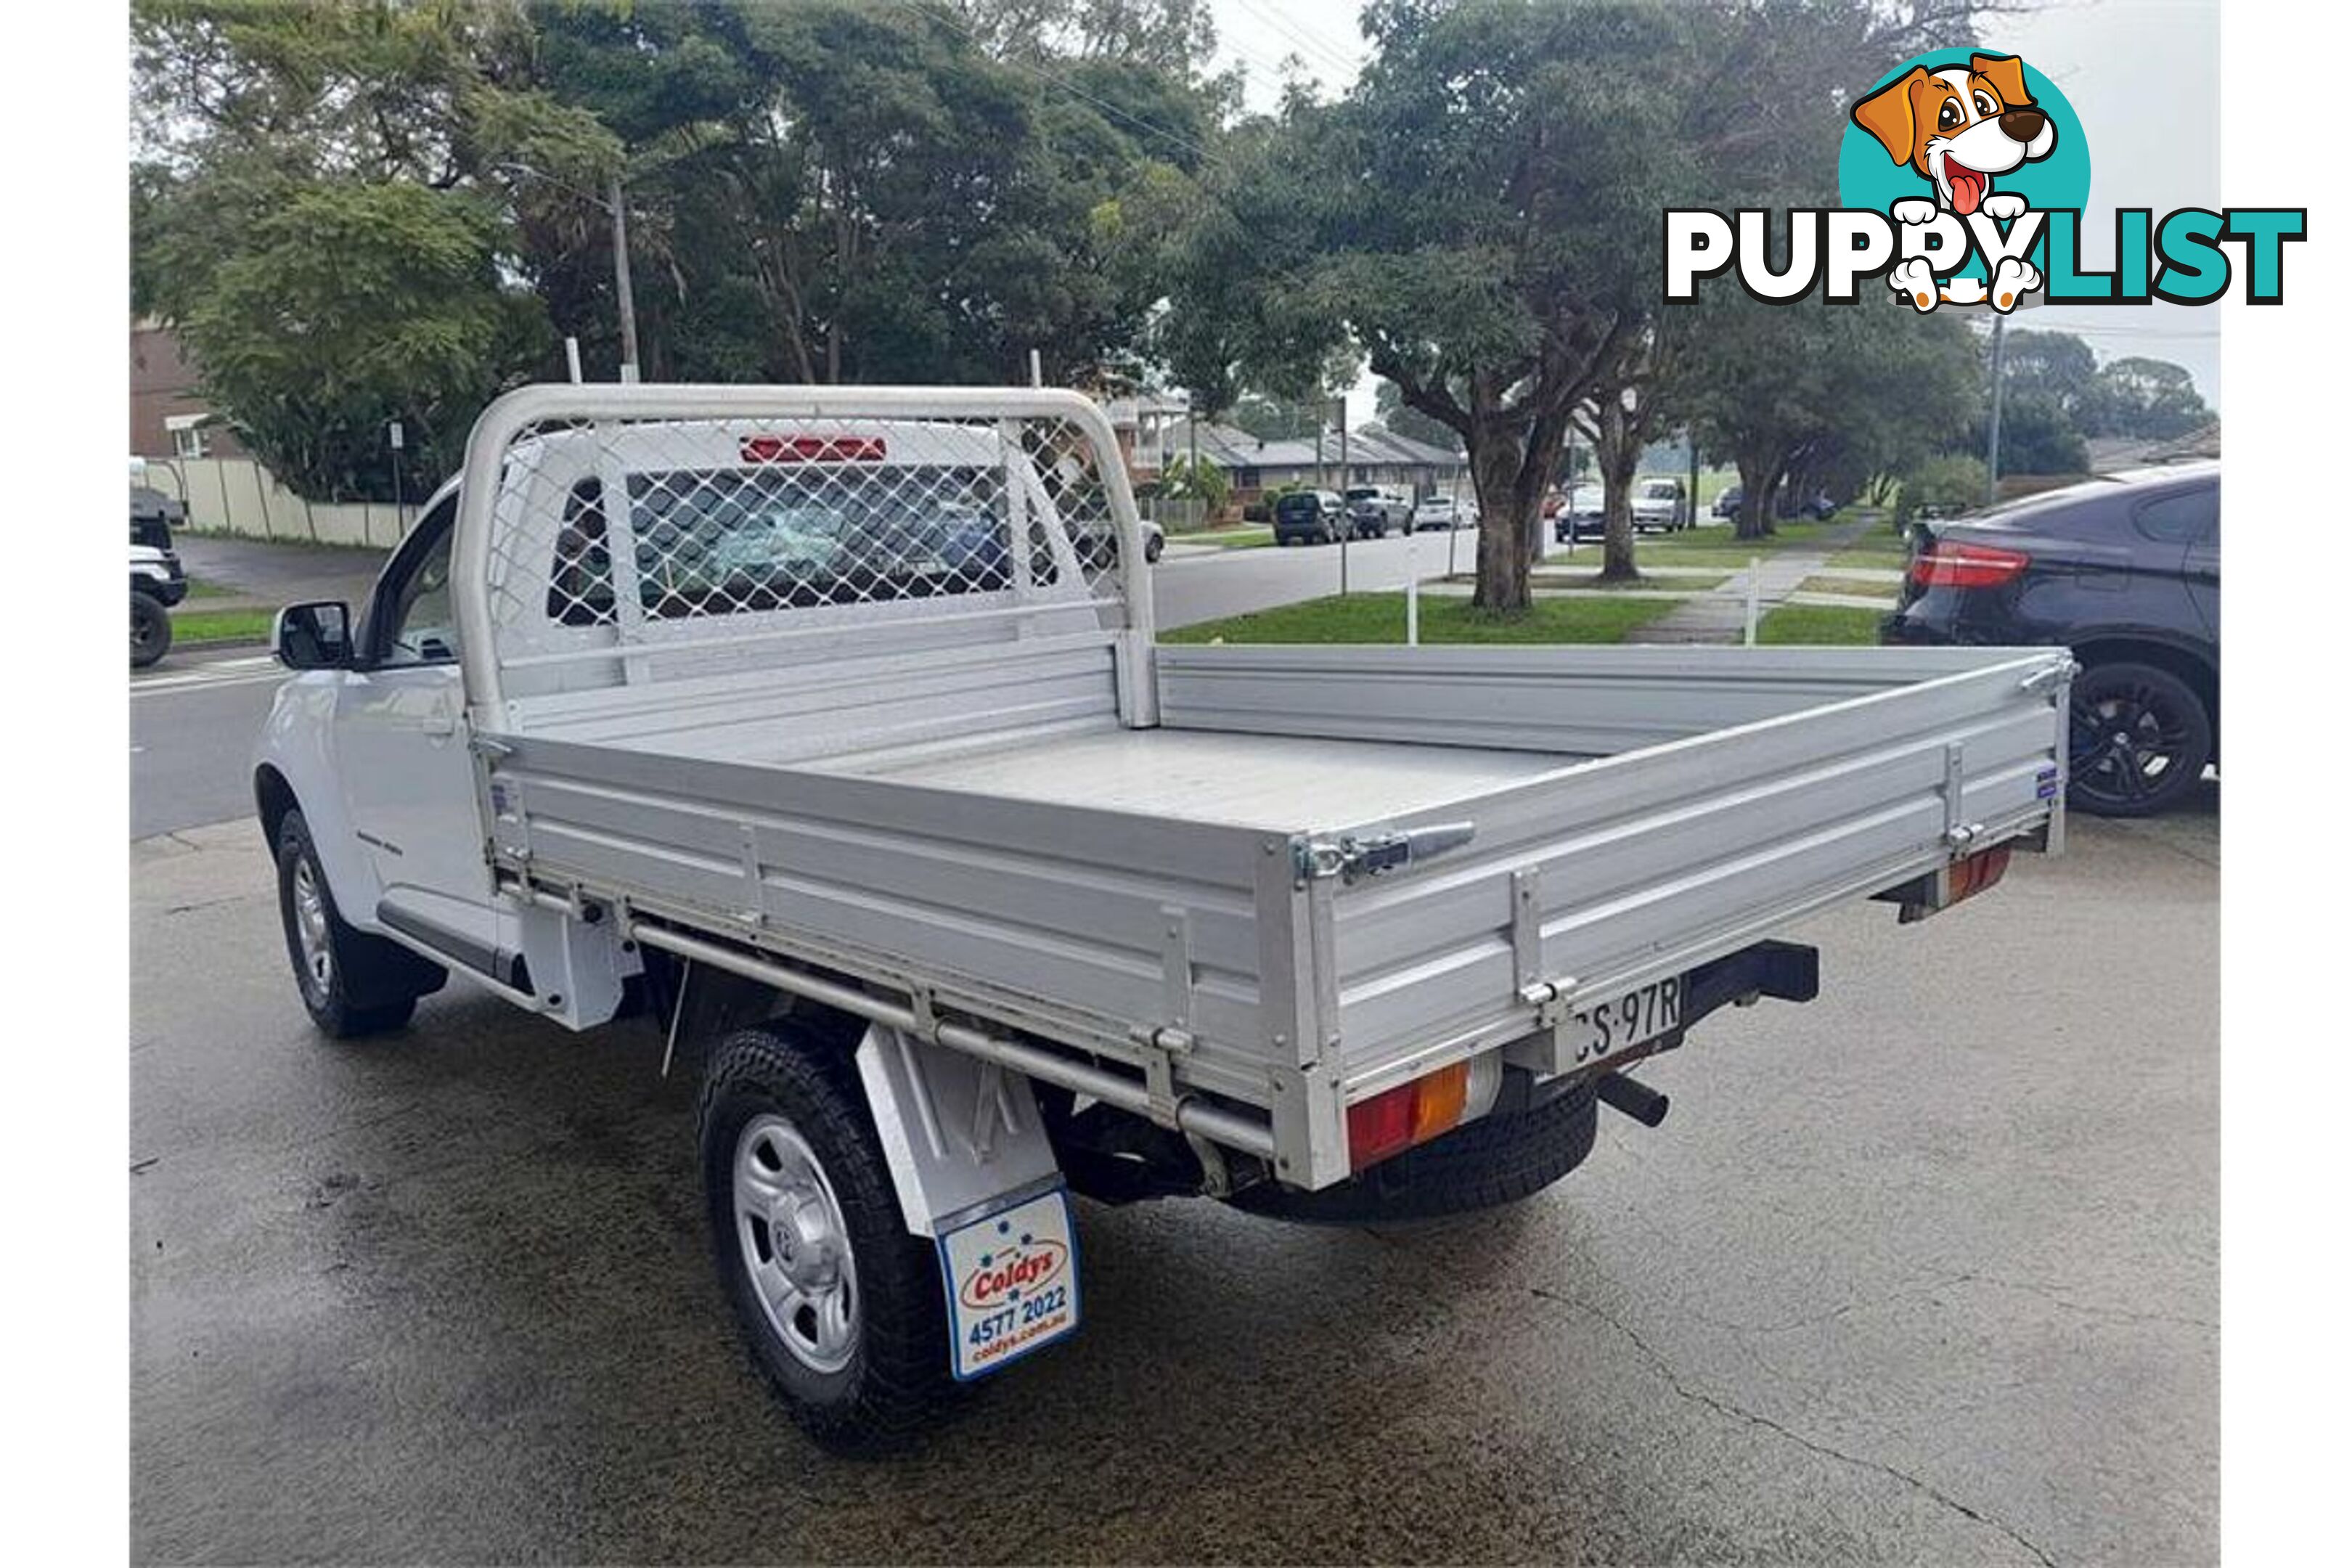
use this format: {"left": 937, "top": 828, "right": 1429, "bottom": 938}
{"left": 896, "top": 1, "right": 1225, "bottom": 171}
{"left": 1232, "top": 0, "right": 1362, "bottom": 81}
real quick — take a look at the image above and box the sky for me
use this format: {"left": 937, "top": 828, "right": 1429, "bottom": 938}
{"left": 1205, "top": 0, "right": 2224, "bottom": 425}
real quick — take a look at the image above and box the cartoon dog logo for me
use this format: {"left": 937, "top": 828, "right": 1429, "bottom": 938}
{"left": 1851, "top": 52, "right": 2056, "bottom": 311}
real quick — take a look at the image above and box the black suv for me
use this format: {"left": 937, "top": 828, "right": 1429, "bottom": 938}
{"left": 1882, "top": 463, "right": 2218, "bottom": 817}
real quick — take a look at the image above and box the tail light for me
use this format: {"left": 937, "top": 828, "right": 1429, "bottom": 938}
{"left": 1908, "top": 539, "right": 2030, "bottom": 589}
{"left": 1895, "top": 843, "right": 2014, "bottom": 923}
{"left": 740, "top": 434, "right": 886, "bottom": 464}
{"left": 1347, "top": 1061, "right": 1471, "bottom": 1171}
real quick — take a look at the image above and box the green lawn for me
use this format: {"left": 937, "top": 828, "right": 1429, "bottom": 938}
{"left": 170, "top": 608, "right": 277, "bottom": 645}
{"left": 1795, "top": 574, "right": 1898, "bottom": 601}
{"left": 1164, "top": 592, "right": 1678, "bottom": 647}
{"left": 1575, "top": 519, "right": 1835, "bottom": 568}
{"left": 1755, "top": 603, "right": 1887, "bottom": 645}
{"left": 182, "top": 576, "right": 239, "bottom": 600}
{"left": 1527, "top": 569, "right": 1731, "bottom": 592}
{"left": 1189, "top": 526, "right": 1273, "bottom": 550}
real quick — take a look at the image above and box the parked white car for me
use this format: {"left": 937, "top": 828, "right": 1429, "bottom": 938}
{"left": 1633, "top": 476, "right": 1692, "bottom": 533}
{"left": 1412, "top": 496, "right": 1471, "bottom": 531}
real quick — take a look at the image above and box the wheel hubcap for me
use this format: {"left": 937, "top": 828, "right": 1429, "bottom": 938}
{"left": 291, "top": 859, "right": 332, "bottom": 998}
{"left": 2069, "top": 682, "right": 2192, "bottom": 809}
{"left": 734, "top": 1114, "right": 859, "bottom": 1373}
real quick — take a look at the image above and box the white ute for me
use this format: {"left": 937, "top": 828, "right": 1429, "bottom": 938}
{"left": 253, "top": 384, "right": 2074, "bottom": 1450}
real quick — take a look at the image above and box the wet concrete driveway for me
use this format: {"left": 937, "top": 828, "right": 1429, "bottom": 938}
{"left": 131, "top": 796, "right": 2217, "bottom": 1564}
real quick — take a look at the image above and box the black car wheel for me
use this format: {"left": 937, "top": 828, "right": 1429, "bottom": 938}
{"left": 2067, "top": 661, "right": 2212, "bottom": 817}
{"left": 131, "top": 590, "right": 172, "bottom": 669}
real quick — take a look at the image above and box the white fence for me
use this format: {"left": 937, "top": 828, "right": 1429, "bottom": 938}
{"left": 140, "top": 457, "right": 420, "bottom": 548}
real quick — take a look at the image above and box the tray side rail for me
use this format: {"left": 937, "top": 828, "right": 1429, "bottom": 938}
{"left": 478, "top": 732, "right": 1344, "bottom": 1173}
{"left": 1298, "top": 649, "right": 2074, "bottom": 1101}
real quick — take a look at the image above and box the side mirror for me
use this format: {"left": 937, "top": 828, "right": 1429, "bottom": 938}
{"left": 274, "top": 601, "right": 352, "bottom": 670}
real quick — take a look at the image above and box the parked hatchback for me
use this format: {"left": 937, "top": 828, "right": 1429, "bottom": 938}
{"left": 1882, "top": 463, "right": 2218, "bottom": 817}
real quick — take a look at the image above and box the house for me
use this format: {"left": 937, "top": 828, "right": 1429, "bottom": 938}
{"left": 1163, "top": 420, "right": 1467, "bottom": 512}
{"left": 130, "top": 318, "right": 243, "bottom": 462}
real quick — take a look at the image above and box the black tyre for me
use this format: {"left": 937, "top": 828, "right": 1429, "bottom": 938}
{"left": 700, "top": 1025, "right": 954, "bottom": 1453}
{"left": 131, "top": 590, "right": 171, "bottom": 669}
{"left": 2067, "top": 661, "right": 2213, "bottom": 817}
{"left": 274, "top": 809, "right": 446, "bottom": 1038}
{"left": 1229, "top": 1082, "right": 1600, "bottom": 1225}
{"left": 1143, "top": 531, "right": 1164, "bottom": 563}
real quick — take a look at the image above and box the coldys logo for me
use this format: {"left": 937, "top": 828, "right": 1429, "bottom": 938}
{"left": 1663, "top": 49, "right": 2303, "bottom": 311}
{"left": 958, "top": 1234, "right": 1069, "bottom": 1310}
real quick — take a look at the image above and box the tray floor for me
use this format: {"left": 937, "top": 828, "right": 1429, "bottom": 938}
{"left": 812, "top": 724, "right": 1584, "bottom": 832}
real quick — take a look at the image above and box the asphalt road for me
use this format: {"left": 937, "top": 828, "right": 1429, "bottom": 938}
{"left": 127, "top": 534, "right": 1479, "bottom": 839}
{"left": 130, "top": 791, "right": 2217, "bottom": 1564}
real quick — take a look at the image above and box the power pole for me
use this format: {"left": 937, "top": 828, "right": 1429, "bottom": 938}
{"left": 1984, "top": 312, "right": 2007, "bottom": 508}
{"left": 608, "top": 171, "right": 640, "bottom": 383}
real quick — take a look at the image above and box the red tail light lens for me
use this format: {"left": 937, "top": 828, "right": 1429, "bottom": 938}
{"left": 740, "top": 434, "right": 886, "bottom": 464}
{"left": 1909, "top": 539, "right": 2030, "bottom": 589}
{"left": 1347, "top": 1061, "right": 1471, "bottom": 1172}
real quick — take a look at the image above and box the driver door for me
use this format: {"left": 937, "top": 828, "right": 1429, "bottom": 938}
{"left": 335, "top": 490, "right": 509, "bottom": 977}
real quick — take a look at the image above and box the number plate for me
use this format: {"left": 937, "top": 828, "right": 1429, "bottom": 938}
{"left": 936, "top": 1187, "right": 1081, "bottom": 1381}
{"left": 1560, "top": 976, "right": 1685, "bottom": 1070}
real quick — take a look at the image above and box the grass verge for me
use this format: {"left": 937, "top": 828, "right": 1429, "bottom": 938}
{"left": 1755, "top": 603, "right": 1887, "bottom": 645}
{"left": 1188, "top": 526, "right": 1274, "bottom": 550}
{"left": 182, "top": 576, "right": 239, "bottom": 600}
{"left": 1164, "top": 592, "right": 1678, "bottom": 647}
{"left": 1795, "top": 574, "right": 1898, "bottom": 601}
{"left": 170, "top": 608, "right": 278, "bottom": 645}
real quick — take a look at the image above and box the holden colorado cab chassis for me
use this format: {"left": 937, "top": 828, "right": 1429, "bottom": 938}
{"left": 253, "top": 384, "right": 2072, "bottom": 1450}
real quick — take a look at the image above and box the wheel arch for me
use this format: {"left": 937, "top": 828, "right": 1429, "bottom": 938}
{"left": 254, "top": 763, "right": 300, "bottom": 852}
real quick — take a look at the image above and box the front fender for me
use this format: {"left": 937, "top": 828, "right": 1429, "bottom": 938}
{"left": 253, "top": 675, "right": 385, "bottom": 934}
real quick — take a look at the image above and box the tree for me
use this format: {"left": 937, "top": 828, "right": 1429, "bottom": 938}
{"left": 1975, "top": 390, "right": 2088, "bottom": 475}
{"left": 2001, "top": 329, "right": 2098, "bottom": 415}
{"left": 1172, "top": 0, "right": 1968, "bottom": 609}
{"left": 1158, "top": 452, "right": 1230, "bottom": 513}
{"left": 164, "top": 179, "right": 550, "bottom": 499}
{"left": 2078, "top": 356, "right": 2212, "bottom": 441}
{"left": 1682, "top": 287, "right": 1980, "bottom": 539}
{"left": 1373, "top": 381, "right": 1461, "bottom": 452}
{"left": 1227, "top": 393, "right": 1328, "bottom": 442}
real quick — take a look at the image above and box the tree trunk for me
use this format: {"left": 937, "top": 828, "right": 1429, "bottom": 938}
{"left": 1469, "top": 425, "right": 1532, "bottom": 612}
{"left": 1734, "top": 450, "right": 1782, "bottom": 541}
{"left": 1595, "top": 398, "right": 1641, "bottom": 583}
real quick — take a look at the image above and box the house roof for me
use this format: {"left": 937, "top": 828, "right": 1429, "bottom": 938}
{"left": 1173, "top": 420, "right": 1464, "bottom": 473}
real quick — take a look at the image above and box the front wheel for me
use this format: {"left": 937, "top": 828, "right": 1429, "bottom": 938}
{"left": 131, "top": 591, "right": 171, "bottom": 669}
{"left": 1143, "top": 532, "right": 1164, "bottom": 563}
{"left": 701, "top": 1026, "right": 955, "bottom": 1453}
{"left": 274, "top": 810, "right": 446, "bottom": 1037}
{"left": 2067, "top": 661, "right": 2213, "bottom": 817}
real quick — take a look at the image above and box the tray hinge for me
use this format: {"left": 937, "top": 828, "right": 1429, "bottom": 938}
{"left": 1940, "top": 742, "right": 1986, "bottom": 849}
{"left": 1511, "top": 867, "right": 1573, "bottom": 1025}
{"left": 1130, "top": 1024, "right": 1195, "bottom": 1128}
{"left": 1293, "top": 821, "right": 1478, "bottom": 886}
{"left": 2018, "top": 656, "right": 2078, "bottom": 698}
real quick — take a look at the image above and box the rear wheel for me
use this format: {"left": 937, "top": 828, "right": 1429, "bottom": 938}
{"left": 1229, "top": 1082, "right": 1600, "bottom": 1225}
{"left": 2067, "top": 661, "right": 2212, "bottom": 817}
{"left": 131, "top": 590, "right": 171, "bottom": 669}
{"left": 274, "top": 809, "right": 446, "bottom": 1037}
{"left": 700, "top": 1025, "right": 954, "bottom": 1453}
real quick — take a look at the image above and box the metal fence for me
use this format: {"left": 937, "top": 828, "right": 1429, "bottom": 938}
{"left": 138, "top": 457, "right": 419, "bottom": 548}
